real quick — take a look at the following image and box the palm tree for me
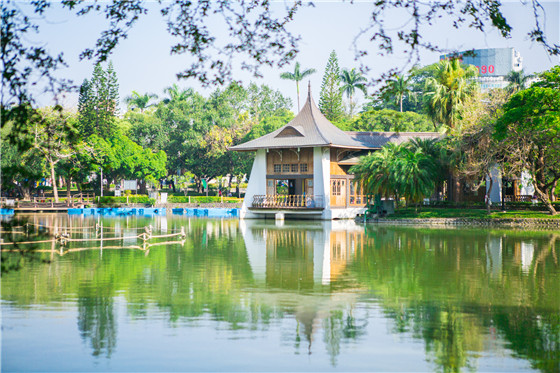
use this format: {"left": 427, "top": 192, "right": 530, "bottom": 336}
{"left": 424, "top": 59, "right": 478, "bottom": 130}
{"left": 393, "top": 146, "right": 438, "bottom": 212}
{"left": 407, "top": 137, "right": 449, "bottom": 201}
{"left": 350, "top": 143, "right": 400, "bottom": 199}
{"left": 163, "top": 84, "right": 191, "bottom": 104}
{"left": 280, "top": 62, "right": 316, "bottom": 112}
{"left": 381, "top": 74, "right": 413, "bottom": 112}
{"left": 124, "top": 91, "right": 158, "bottom": 112}
{"left": 340, "top": 68, "right": 367, "bottom": 117}
{"left": 506, "top": 70, "right": 532, "bottom": 92}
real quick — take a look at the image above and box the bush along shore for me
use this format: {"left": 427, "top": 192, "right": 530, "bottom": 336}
{"left": 95, "top": 195, "right": 243, "bottom": 209}
{"left": 363, "top": 208, "right": 560, "bottom": 229}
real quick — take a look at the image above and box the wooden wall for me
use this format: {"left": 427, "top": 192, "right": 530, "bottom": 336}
{"left": 266, "top": 148, "right": 313, "bottom": 175}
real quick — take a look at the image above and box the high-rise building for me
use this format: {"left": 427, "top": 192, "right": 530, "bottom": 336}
{"left": 440, "top": 47, "right": 523, "bottom": 91}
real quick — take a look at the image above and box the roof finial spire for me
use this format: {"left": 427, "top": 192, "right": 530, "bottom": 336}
{"left": 308, "top": 81, "right": 311, "bottom": 96}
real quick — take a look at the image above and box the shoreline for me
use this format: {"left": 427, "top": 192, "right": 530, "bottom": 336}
{"left": 364, "top": 217, "right": 560, "bottom": 229}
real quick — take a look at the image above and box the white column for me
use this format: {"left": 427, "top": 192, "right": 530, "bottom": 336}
{"left": 487, "top": 164, "right": 502, "bottom": 204}
{"left": 240, "top": 149, "right": 267, "bottom": 219}
{"left": 313, "top": 147, "right": 331, "bottom": 219}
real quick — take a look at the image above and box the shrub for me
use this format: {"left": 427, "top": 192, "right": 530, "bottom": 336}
{"left": 168, "top": 196, "right": 241, "bottom": 204}
{"left": 98, "top": 195, "right": 155, "bottom": 205}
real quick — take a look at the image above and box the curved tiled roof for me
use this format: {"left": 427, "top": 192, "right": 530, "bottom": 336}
{"left": 347, "top": 131, "right": 441, "bottom": 149}
{"left": 229, "top": 86, "right": 441, "bottom": 151}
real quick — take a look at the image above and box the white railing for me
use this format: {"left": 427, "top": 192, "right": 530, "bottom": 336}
{"left": 251, "top": 195, "right": 325, "bottom": 209}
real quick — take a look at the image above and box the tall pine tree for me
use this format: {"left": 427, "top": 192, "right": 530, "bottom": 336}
{"left": 77, "top": 78, "right": 95, "bottom": 136}
{"left": 78, "top": 62, "right": 119, "bottom": 138}
{"left": 319, "top": 51, "right": 344, "bottom": 123}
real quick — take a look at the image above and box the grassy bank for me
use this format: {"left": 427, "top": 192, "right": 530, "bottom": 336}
{"left": 389, "top": 208, "right": 560, "bottom": 219}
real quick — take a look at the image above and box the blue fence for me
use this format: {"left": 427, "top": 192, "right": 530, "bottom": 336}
{"left": 171, "top": 208, "right": 239, "bottom": 218}
{"left": 66, "top": 207, "right": 240, "bottom": 218}
{"left": 68, "top": 207, "right": 167, "bottom": 217}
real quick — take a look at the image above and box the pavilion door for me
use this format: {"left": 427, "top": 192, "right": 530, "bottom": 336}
{"left": 330, "top": 179, "right": 346, "bottom": 207}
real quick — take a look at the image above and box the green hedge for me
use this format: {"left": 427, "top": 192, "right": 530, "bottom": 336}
{"left": 167, "top": 196, "right": 241, "bottom": 204}
{"left": 99, "top": 196, "right": 155, "bottom": 205}
{"left": 428, "top": 200, "right": 560, "bottom": 210}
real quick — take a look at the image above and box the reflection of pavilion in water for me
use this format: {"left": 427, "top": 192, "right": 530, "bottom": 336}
{"left": 240, "top": 219, "right": 365, "bottom": 287}
{"left": 239, "top": 219, "right": 366, "bottom": 356}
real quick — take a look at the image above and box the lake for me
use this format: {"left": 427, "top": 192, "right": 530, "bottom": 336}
{"left": 1, "top": 214, "right": 559, "bottom": 372}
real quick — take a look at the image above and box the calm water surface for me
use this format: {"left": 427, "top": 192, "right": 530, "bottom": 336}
{"left": 1, "top": 214, "right": 559, "bottom": 372}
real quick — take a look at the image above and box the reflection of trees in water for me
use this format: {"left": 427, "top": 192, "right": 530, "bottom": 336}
{"left": 77, "top": 284, "right": 117, "bottom": 358}
{"left": 322, "top": 308, "right": 367, "bottom": 366}
{"left": 492, "top": 307, "right": 560, "bottom": 373}
{"left": 351, "top": 227, "right": 560, "bottom": 373}
{"left": 3, "top": 217, "right": 559, "bottom": 370}
{"left": 137, "top": 221, "right": 256, "bottom": 325}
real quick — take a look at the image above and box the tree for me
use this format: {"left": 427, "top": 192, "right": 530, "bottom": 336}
{"left": 30, "top": 107, "right": 79, "bottom": 202}
{"left": 126, "top": 111, "right": 168, "bottom": 152}
{"left": 424, "top": 59, "right": 478, "bottom": 131}
{"left": 505, "top": 69, "right": 532, "bottom": 93}
{"left": 1, "top": 122, "right": 45, "bottom": 199}
{"left": 319, "top": 51, "right": 344, "bottom": 123}
{"left": 280, "top": 62, "right": 316, "bottom": 112}
{"left": 454, "top": 89, "right": 508, "bottom": 212}
{"left": 352, "top": 140, "right": 440, "bottom": 211}
{"left": 340, "top": 68, "right": 367, "bottom": 117}
{"left": 394, "top": 146, "right": 438, "bottom": 211}
{"left": 380, "top": 74, "right": 413, "bottom": 113}
{"left": 163, "top": 84, "right": 191, "bottom": 104}
{"left": 94, "top": 132, "right": 167, "bottom": 194}
{"left": 3, "top": 1, "right": 559, "bottom": 113}
{"left": 125, "top": 91, "right": 158, "bottom": 112}
{"left": 78, "top": 63, "right": 119, "bottom": 138}
{"left": 351, "top": 144, "right": 400, "bottom": 200}
{"left": 495, "top": 66, "right": 560, "bottom": 215}
{"left": 349, "top": 109, "right": 434, "bottom": 132}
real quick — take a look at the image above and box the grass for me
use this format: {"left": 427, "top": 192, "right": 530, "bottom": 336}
{"left": 389, "top": 207, "right": 560, "bottom": 219}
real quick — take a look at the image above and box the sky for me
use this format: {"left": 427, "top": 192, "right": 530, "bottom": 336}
{"left": 31, "top": 0, "right": 560, "bottom": 113}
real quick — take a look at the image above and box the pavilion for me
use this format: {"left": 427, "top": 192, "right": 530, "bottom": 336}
{"left": 229, "top": 85, "right": 440, "bottom": 220}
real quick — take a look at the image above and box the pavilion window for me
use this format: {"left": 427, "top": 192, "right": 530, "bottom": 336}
{"left": 291, "top": 164, "right": 298, "bottom": 173}
{"left": 282, "top": 164, "right": 290, "bottom": 173}
{"left": 300, "top": 164, "right": 308, "bottom": 172}
{"left": 332, "top": 180, "right": 344, "bottom": 195}
{"left": 274, "top": 164, "right": 281, "bottom": 173}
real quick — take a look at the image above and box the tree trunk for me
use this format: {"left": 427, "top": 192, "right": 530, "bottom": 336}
{"left": 17, "top": 184, "right": 31, "bottom": 200}
{"left": 49, "top": 160, "right": 59, "bottom": 203}
{"left": 139, "top": 180, "right": 147, "bottom": 194}
{"left": 66, "top": 176, "right": 72, "bottom": 205}
{"left": 296, "top": 81, "right": 300, "bottom": 113}
{"left": 534, "top": 184, "right": 557, "bottom": 215}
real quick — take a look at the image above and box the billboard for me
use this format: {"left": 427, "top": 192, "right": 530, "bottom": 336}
{"left": 440, "top": 48, "right": 522, "bottom": 77}
{"left": 123, "top": 180, "right": 137, "bottom": 190}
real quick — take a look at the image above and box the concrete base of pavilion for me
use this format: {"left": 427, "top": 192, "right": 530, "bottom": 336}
{"left": 242, "top": 206, "right": 366, "bottom": 220}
